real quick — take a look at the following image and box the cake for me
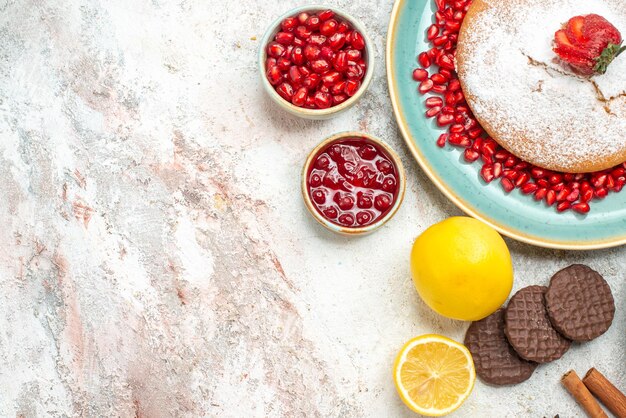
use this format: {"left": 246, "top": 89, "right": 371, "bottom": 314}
{"left": 456, "top": 0, "right": 626, "bottom": 173}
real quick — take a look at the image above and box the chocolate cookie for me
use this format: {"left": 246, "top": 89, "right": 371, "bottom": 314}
{"left": 545, "top": 264, "right": 615, "bottom": 342}
{"left": 504, "top": 286, "right": 571, "bottom": 363}
{"left": 465, "top": 308, "right": 538, "bottom": 385}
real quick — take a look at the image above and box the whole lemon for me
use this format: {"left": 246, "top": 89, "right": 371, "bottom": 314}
{"left": 410, "top": 217, "right": 513, "bottom": 321}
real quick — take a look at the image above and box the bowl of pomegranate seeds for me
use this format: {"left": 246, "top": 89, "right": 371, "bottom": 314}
{"left": 302, "top": 132, "right": 406, "bottom": 235}
{"left": 260, "top": 6, "right": 375, "bottom": 119}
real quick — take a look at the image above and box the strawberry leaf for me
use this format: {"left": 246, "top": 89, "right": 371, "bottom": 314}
{"left": 594, "top": 42, "right": 624, "bottom": 74}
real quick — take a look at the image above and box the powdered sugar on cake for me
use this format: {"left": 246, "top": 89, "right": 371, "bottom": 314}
{"left": 457, "top": 0, "right": 626, "bottom": 172}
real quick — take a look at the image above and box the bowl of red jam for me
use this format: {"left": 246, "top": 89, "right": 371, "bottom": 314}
{"left": 302, "top": 132, "right": 406, "bottom": 235}
{"left": 259, "top": 6, "right": 374, "bottom": 119}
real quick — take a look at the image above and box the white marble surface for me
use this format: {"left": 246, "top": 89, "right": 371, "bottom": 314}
{"left": 0, "top": 0, "right": 624, "bottom": 417}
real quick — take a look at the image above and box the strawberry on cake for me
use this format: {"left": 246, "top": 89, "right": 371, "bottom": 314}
{"left": 456, "top": 0, "right": 626, "bottom": 173}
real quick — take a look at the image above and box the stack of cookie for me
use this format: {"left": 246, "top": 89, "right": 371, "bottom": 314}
{"left": 464, "top": 264, "right": 616, "bottom": 386}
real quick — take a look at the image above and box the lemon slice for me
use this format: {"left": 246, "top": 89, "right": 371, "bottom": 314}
{"left": 393, "top": 334, "right": 476, "bottom": 416}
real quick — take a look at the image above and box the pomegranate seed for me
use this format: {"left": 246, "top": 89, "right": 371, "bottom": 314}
{"left": 437, "top": 113, "right": 454, "bottom": 126}
{"left": 448, "top": 134, "right": 470, "bottom": 147}
{"left": 565, "top": 189, "right": 580, "bottom": 202}
{"left": 310, "top": 59, "right": 330, "bottom": 73}
{"left": 425, "top": 97, "right": 443, "bottom": 107}
{"left": 431, "top": 73, "right": 447, "bottom": 84}
{"left": 320, "top": 71, "right": 341, "bottom": 86}
{"left": 481, "top": 165, "right": 495, "bottom": 183}
{"left": 413, "top": 68, "right": 429, "bottom": 81}
{"left": 534, "top": 188, "right": 547, "bottom": 201}
{"left": 327, "top": 32, "right": 347, "bottom": 50}
{"left": 433, "top": 35, "right": 448, "bottom": 47}
{"left": 292, "top": 87, "right": 307, "bottom": 107}
{"left": 494, "top": 150, "right": 508, "bottom": 161}
{"left": 344, "top": 79, "right": 361, "bottom": 96}
{"left": 432, "top": 84, "right": 447, "bottom": 94}
{"left": 304, "top": 96, "right": 316, "bottom": 108}
{"left": 592, "top": 174, "right": 607, "bottom": 188}
{"left": 275, "top": 32, "right": 295, "bottom": 45}
{"left": 313, "top": 91, "right": 332, "bottom": 108}
{"left": 442, "top": 106, "right": 455, "bottom": 115}
{"left": 504, "top": 156, "right": 517, "bottom": 168}
{"left": 332, "top": 94, "right": 348, "bottom": 105}
{"left": 337, "top": 21, "right": 350, "bottom": 34}
{"left": 320, "top": 46, "right": 334, "bottom": 60}
{"left": 493, "top": 162, "right": 503, "bottom": 178}
{"left": 266, "top": 66, "right": 283, "bottom": 85}
{"left": 346, "top": 64, "right": 364, "bottom": 80}
{"left": 309, "top": 34, "right": 327, "bottom": 46}
{"left": 468, "top": 128, "right": 482, "bottom": 139}
{"left": 556, "top": 188, "right": 569, "bottom": 202}
{"left": 530, "top": 167, "right": 547, "bottom": 179}
{"left": 503, "top": 170, "right": 518, "bottom": 180}
{"left": 295, "top": 25, "right": 311, "bottom": 39}
{"left": 318, "top": 10, "right": 334, "bottom": 21}
{"left": 331, "top": 81, "right": 346, "bottom": 95}
{"left": 299, "top": 66, "right": 311, "bottom": 77}
{"left": 595, "top": 187, "right": 608, "bottom": 198}
{"left": 557, "top": 201, "right": 571, "bottom": 212}
{"left": 427, "top": 24, "right": 439, "bottom": 40}
{"left": 464, "top": 149, "right": 480, "bottom": 162}
{"left": 418, "top": 79, "right": 434, "bottom": 93}
{"left": 427, "top": 47, "right": 439, "bottom": 60}
{"left": 437, "top": 134, "right": 448, "bottom": 147}
{"left": 288, "top": 66, "right": 303, "bottom": 84}
{"left": 435, "top": 0, "right": 445, "bottom": 10}
{"left": 546, "top": 189, "right": 556, "bottom": 206}
{"left": 297, "top": 12, "right": 309, "bottom": 24}
{"left": 612, "top": 167, "right": 626, "bottom": 177}
{"left": 572, "top": 202, "right": 590, "bottom": 214}
{"left": 425, "top": 106, "right": 442, "bottom": 118}
{"left": 537, "top": 179, "right": 549, "bottom": 188}
{"left": 438, "top": 54, "right": 455, "bottom": 70}
{"left": 332, "top": 51, "right": 349, "bottom": 71}
{"left": 521, "top": 183, "right": 538, "bottom": 194}
{"left": 548, "top": 174, "right": 562, "bottom": 184}
{"left": 346, "top": 49, "right": 361, "bottom": 62}
{"left": 581, "top": 189, "right": 594, "bottom": 202}
{"left": 445, "top": 92, "right": 457, "bottom": 105}
{"left": 515, "top": 172, "right": 530, "bottom": 187}
{"left": 418, "top": 52, "right": 431, "bottom": 68}
{"left": 281, "top": 17, "right": 298, "bottom": 32}
{"left": 304, "top": 44, "right": 321, "bottom": 61}
{"left": 305, "top": 16, "right": 321, "bottom": 30}
{"left": 302, "top": 74, "right": 321, "bottom": 89}
{"left": 501, "top": 178, "right": 515, "bottom": 193}
{"left": 448, "top": 79, "right": 461, "bottom": 91}
{"left": 606, "top": 175, "right": 615, "bottom": 189}
{"left": 450, "top": 123, "right": 464, "bottom": 133}
{"left": 445, "top": 20, "right": 461, "bottom": 32}
{"left": 276, "top": 82, "right": 294, "bottom": 101}
{"left": 350, "top": 31, "right": 365, "bottom": 50}
{"left": 320, "top": 19, "right": 338, "bottom": 36}
{"left": 267, "top": 42, "right": 286, "bottom": 58}
{"left": 291, "top": 47, "right": 305, "bottom": 65}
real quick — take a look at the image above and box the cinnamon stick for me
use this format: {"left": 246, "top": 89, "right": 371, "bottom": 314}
{"left": 582, "top": 368, "right": 626, "bottom": 418}
{"left": 561, "top": 370, "right": 608, "bottom": 418}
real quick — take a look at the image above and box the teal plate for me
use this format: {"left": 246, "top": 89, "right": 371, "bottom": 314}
{"left": 386, "top": 0, "right": 626, "bottom": 250}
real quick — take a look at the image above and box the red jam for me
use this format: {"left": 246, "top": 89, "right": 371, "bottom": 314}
{"left": 306, "top": 137, "right": 400, "bottom": 228}
{"left": 265, "top": 10, "right": 367, "bottom": 109}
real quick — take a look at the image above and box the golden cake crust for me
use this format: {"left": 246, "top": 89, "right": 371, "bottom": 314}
{"left": 457, "top": 0, "right": 626, "bottom": 173}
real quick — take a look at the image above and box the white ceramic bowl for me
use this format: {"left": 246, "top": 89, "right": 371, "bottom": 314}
{"left": 259, "top": 6, "right": 375, "bottom": 120}
{"left": 302, "top": 131, "right": 406, "bottom": 235}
